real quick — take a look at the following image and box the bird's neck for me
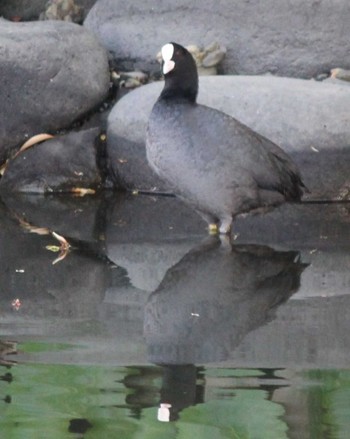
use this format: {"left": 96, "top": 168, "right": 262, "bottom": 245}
{"left": 160, "top": 77, "right": 198, "bottom": 103}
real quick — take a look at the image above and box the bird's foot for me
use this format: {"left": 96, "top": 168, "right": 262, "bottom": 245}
{"left": 208, "top": 223, "right": 219, "bottom": 234}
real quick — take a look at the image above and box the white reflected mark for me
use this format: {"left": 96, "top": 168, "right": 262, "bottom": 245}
{"left": 157, "top": 403, "right": 172, "bottom": 422}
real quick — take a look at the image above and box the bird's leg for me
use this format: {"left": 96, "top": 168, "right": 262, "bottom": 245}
{"left": 195, "top": 209, "right": 219, "bottom": 234}
{"left": 218, "top": 234, "right": 233, "bottom": 250}
{"left": 208, "top": 223, "right": 219, "bottom": 234}
{"left": 219, "top": 217, "right": 232, "bottom": 235}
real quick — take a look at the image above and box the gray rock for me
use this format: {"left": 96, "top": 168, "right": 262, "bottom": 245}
{"left": 84, "top": 0, "right": 350, "bottom": 78}
{"left": 0, "top": 0, "right": 47, "bottom": 20}
{"left": 107, "top": 76, "right": 350, "bottom": 199}
{"left": 0, "top": 0, "right": 96, "bottom": 21}
{"left": 0, "top": 19, "right": 110, "bottom": 162}
{"left": 0, "top": 127, "right": 104, "bottom": 193}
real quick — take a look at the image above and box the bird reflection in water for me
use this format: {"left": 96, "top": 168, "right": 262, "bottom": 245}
{"left": 144, "top": 235, "right": 308, "bottom": 365}
{"left": 143, "top": 236, "right": 307, "bottom": 421}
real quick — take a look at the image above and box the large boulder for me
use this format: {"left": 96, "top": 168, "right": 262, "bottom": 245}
{"left": 84, "top": 0, "right": 350, "bottom": 78}
{"left": 0, "top": 19, "right": 110, "bottom": 162}
{"left": 107, "top": 76, "right": 350, "bottom": 199}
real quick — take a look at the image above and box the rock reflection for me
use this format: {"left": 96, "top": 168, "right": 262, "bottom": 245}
{"left": 0, "top": 341, "right": 17, "bottom": 367}
{"left": 145, "top": 236, "right": 307, "bottom": 364}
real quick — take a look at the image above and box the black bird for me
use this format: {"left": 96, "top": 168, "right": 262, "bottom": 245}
{"left": 146, "top": 42, "right": 306, "bottom": 234}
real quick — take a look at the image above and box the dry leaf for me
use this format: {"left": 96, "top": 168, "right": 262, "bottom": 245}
{"left": 70, "top": 188, "right": 96, "bottom": 196}
{"left": 52, "top": 250, "right": 69, "bottom": 265}
{"left": 0, "top": 160, "right": 9, "bottom": 176}
{"left": 1, "top": 134, "right": 54, "bottom": 176}
{"left": 51, "top": 232, "right": 71, "bottom": 264}
{"left": 52, "top": 231, "right": 70, "bottom": 249}
{"left": 17, "top": 217, "right": 50, "bottom": 235}
{"left": 15, "top": 133, "right": 54, "bottom": 157}
{"left": 46, "top": 245, "right": 61, "bottom": 253}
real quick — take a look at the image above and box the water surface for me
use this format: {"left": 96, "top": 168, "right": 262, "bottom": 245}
{"left": 0, "top": 192, "right": 349, "bottom": 438}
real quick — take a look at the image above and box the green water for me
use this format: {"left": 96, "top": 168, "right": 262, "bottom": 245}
{"left": 1, "top": 350, "right": 350, "bottom": 439}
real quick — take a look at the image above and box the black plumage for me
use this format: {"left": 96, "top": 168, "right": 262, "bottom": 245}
{"left": 146, "top": 42, "right": 306, "bottom": 233}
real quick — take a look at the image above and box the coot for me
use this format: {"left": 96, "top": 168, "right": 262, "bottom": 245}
{"left": 146, "top": 42, "right": 306, "bottom": 234}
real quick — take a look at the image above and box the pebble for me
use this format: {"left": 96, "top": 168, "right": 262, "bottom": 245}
{"left": 330, "top": 68, "right": 350, "bottom": 82}
{"left": 40, "top": 0, "right": 83, "bottom": 22}
{"left": 111, "top": 70, "right": 149, "bottom": 89}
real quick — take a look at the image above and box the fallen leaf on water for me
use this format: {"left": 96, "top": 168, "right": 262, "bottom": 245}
{"left": 70, "top": 187, "right": 96, "bottom": 196}
{"left": 45, "top": 245, "right": 61, "bottom": 253}
{"left": 52, "top": 231, "right": 70, "bottom": 249}
{"left": 17, "top": 217, "right": 50, "bottom": 235}
{"left": 52, "top": 251, "right": 69, "bottom": 265}
{"left": 51, "top": 232, "right": 71, "bottom": 265}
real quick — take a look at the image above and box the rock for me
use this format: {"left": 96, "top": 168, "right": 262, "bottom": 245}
{"left": 84, "top": 0, "right": 350, "bottom": 78}
{"left": 107, "top": 75, "right": 350, "bottom": 199}
{"left": 0, "top": 127, "right": 105, "bottom": 193}
{"left": 0, "top": 0, "right": 96, "bottom": 21}
{"left": 0, "top": 0, "right": 48, "bottom": 21}
{"left": 0, "top": 19, "right": 110, "bottom": 163}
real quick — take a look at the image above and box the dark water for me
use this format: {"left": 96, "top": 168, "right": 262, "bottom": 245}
{"left": 0, "top": 192, "right": 349, "bottom": 438}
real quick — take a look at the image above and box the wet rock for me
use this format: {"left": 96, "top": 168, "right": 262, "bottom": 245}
{"left": 0, "top": 128, "right": 104, "bottom": 193}
{"left": 84, "top": 0, "right": 350, "bottom": 78}
{"left": 107, "top": 76, "right": 350, "bottom": 199}
{"left": 0, "top": 19, "right": 110, "bottom": 162}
